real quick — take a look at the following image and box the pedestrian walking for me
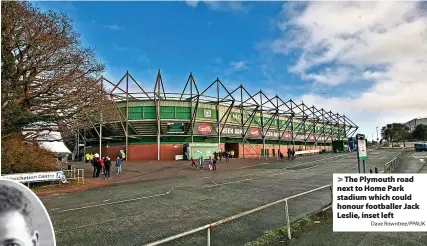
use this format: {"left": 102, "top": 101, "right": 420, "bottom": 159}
{"left": 191, "top": 157, "right": 197, "bottom": 168}
{"left": 287, "top": 148, "right": 292, "bottom": 160}
{"left": 208, "top": 157, "right": 213, "bottom": 171}
{"left": 100, "top": 156, "right": 105, "bottom": 175}
{"left": 292, "top": 148, "right": 296, "bottom": 159}
{"left": 116, "top": 156, "right": 122, "bottom": 174}
{"left": 375, "top": 167, "right": 378, "bottom": 173}
{"left": 224, "top": 151, "right": 229, "bottom": 162}
{"left": 279, "top": 152, "right": 284, "bottom": 162}
{"left": 199, "top": 156, "right": 204, "bottom": 171}
{"left": 212, "top": 158, "right": 217, "bottom": 170}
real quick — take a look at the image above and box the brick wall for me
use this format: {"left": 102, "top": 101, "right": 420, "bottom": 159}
{"left": 86, "top": 143, "right": 330, "bottom": 161}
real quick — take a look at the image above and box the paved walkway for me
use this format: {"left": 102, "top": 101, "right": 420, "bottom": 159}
{"left": 36, "top": 157, "right": 290, "bottom": 196}
{"left": 288, "top": 150, "right": 427, "bottom": 246}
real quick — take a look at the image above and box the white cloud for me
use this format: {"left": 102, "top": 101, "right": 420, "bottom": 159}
{"left": 104, "top": 24, "right": 123, "bottom": 31}
{"left": 302, "top": 66, "right": 353, "bottom": 86}
{"left": 230, "top": 60, "right": 248, "bottom": 70}
{"left": 185, "top": 0, "right": 249, "bottom": 13}
{"left": 270, "top": 2, "right": 427, "bottom": 139}
{"left": 185, "top": 1, "right": 200, "bottom": 8}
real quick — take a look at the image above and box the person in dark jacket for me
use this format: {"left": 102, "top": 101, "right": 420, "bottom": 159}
{"left": 94, "top": 156, "right": 102, "bottom": 178}
{"left": 104, "top": 156, "right": 112, "bottom": 179}
{"left": 287, "top": 148, "right": 292, "bottom": 160}
{"left": 91, "top": 153, "right": 100, "bottom": 178}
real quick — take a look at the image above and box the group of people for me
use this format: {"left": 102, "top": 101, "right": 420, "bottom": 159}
{"left": 214, "top": 150, "right": 234, "bottom": 162}
{"left": 277, "top": 148, "right": 296, "bottom": 161}
{"left": 191, "top": 156, "right": 217, "bottom": 171}
{"left": 287, "top": 148, "right": 296, "bottom": 160}
{"left": 191, "top": 149, "right": 236, "bottom": 171}
{"left": 88, "top": 150, "right": 126, "bottom": 179}
{"left": 370, "top": 167, "right": 379, "bottom": 174}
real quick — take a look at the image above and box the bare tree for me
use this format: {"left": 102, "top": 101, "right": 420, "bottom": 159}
{"left": 1, "top": 1, "right": 115, "bottom": 140}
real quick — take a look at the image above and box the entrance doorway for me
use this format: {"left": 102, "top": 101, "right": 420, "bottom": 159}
{"left": 224, "top": 143, "right": 240, "bottom": 158}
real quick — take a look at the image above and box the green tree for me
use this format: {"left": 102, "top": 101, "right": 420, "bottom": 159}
{"left": 1, "top": 1, "right": 118, "bottom": 172}
{"left": 1, "top": 1, "right": 114, "bottom": 140}
{"left": 380, "top": 123, "right": 409, "bottom": 146}
{"left": 412, "top": 124, "right": 427, "bottom": 141}
{"left": 381, "top": 124, "right": 392, "bottom": 141}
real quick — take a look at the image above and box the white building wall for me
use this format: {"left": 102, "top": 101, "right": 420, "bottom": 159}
{"left": 404, "top": 118, "right": 427, "bottom": 132}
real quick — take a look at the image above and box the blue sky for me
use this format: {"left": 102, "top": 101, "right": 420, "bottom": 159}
{"left": 36, "top": 1, "right": 311, "bottom": 95}
{"left": 35, "top": 1, "right": 427, "bottom": 139}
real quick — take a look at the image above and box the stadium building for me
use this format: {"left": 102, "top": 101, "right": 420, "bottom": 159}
{"left": 404, "top": 117, "right": 427, "bottom": 132}
{"left": 82, "top": 71, "right": 358, "bottom": 161}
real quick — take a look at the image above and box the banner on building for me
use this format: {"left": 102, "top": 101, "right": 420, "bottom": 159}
{"left": 1, "top": 171, "right": 68, "bottom": 183}
{"left": 166, "top": 122, "right": 185, "bottom": 134}
{"left": 193, "top": 122, "right": 335, "bottom": 142}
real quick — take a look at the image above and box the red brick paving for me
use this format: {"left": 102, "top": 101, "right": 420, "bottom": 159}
{"left": 35, "top": 157, "right": 281, "bottom": 196}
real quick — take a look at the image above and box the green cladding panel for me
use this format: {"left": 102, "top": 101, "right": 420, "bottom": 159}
{"left": 175, "top": 107, "right": 191, "bottom": 119}
{"left": 160, "top": 106, "right": 175, "bottom": 119}
{"left": 121, "top": 106, "right": 192, "bottom": 120}
{"left": 143, "top": 106, "right": 157, "bottom": 119}
{"left": 128, "top": 107, "right": 143, "bottom": 120}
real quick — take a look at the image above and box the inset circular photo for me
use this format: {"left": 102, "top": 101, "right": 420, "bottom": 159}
{"left": 0, "top": 179, "right": 56, "bottom": 246}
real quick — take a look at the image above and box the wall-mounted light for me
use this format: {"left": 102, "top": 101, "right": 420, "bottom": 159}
{"left": 173, "top": 144, "right": 178, "bottom": 148}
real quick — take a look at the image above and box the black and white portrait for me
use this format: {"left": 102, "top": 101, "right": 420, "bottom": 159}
{"left": 0, "top": 180, "right": 56, "bottom": 246}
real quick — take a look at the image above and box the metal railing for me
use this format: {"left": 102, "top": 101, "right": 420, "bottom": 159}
{"left": 62, "top": 165, "right": 85, "bottom": 185}
{"left": 145, "top": 185, "right": 332, "bottom": 246}
{"left": 382, "top": 147, "right": 413, "bottom": 173}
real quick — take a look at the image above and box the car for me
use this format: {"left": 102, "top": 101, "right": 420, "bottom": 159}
{"left": 414, "top": 143, "right": 427, "bottom": 151}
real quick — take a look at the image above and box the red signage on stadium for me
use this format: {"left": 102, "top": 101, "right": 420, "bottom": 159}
{"left": 198, "top": 124, "right": 212, "bottom": 135}
{"left": 250, "top": 128, "right": 260, "bottom": 137}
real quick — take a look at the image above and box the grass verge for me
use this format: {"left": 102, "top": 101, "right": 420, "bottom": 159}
{"left": 246, "top": 206, "right": 333, "bottom": 246}
{"left": 31, "top": 179, "right": 85, "bottom": 193}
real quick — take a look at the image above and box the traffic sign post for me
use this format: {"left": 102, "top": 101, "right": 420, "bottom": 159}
{"left": 356, "top": 134, "right": 367, "bottom": 173}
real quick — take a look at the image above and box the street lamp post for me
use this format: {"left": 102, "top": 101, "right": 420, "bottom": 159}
{"left": 376, "top": 126, "right": 379, "bottom": 141}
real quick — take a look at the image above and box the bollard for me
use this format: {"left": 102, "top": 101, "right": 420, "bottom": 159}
{"left": 207, "top": 225, "right": 211, "bottom": 246}
{"left": 285, "top": 200, "right": 291, "bottom": 239}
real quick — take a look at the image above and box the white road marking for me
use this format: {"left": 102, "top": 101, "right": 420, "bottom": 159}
{"left": 56, "top": 219, "right": 117, "bottom": 233}
{"left": 283, "top": 155, "right": 347, "bottom": 170}
{"left": 298, "top": 164, "right": 321, "bottom": 171}
{"left": 206, "top": 154, "right": 351, "bottom": 187}
{"left": 53, "top": 189, "right": 173, "bottom": 213}
{"left": 239, "top": 162, "right": 271, "bottom": 169}
{"left": 203, "top": 178, "right": 252, "bottom": 188}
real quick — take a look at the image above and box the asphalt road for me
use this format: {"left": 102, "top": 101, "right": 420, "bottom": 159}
{"left": 41, "top": 149, "right": 402, "bottom": 246}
